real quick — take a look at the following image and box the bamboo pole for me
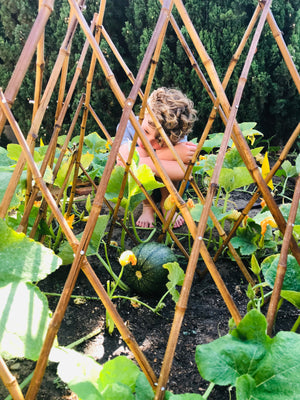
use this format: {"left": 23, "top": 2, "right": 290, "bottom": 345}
{"left": 78, "top": 162, "right": 139, "bottom": 245}
{"left": 88, "top": 103, "right": 189, "bottom": 258}
{"left": 154, "top": 1, "right": 273, "bottom": 398}
{"left": 25, "top": 0, "right": 46, "bottom": 211}
{"left": 65, "top": 2, "right": 107, "bottom": 217}
{"left": 24, "top": 0, "right": 176, "bottom": 396}
{"left": 159, "top": 4, "right": 260, "bottom": 235}
{"left": 0, "top": 0, "right": 55, "bottom": 134}
{"left": 0, "top": 3, "right": 82, "bottom": 220}
{"left": 0, "top": 356, "right": 25, "bottom": 400}
{"left": 99, "top": 11, "right": 171, "bottom": 245}
{"left": 21, "top": 14, "right": 97, "bottom": 236}
{"left": 175, "top": 0, "right": 300, "bottom": 264}
{"left": 214, "top": 123, "right": 300, "bottom": 260}
{"left": 266, "top": 175, "right": 300, "bottom": 336}
{"left": 266, "top": 10, "right": 300, "bottom": 94}
{"left": 17, "top": 94, "right": 85, "bottom": 235}
{"left": 0, "top": 90, "right": 158, "bottom": 399}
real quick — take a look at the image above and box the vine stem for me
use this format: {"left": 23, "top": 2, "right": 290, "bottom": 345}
{"left": 130, "top": 211, "right": 157, "bottom": 243}
{"left": 203, "top": 382, "right": 215, "bottom": 399}
{"left": 95, "top": 253, "right": 129, "bottom": 292}
{"left": 291, "top": 315, "right": 300, "bottom": 333}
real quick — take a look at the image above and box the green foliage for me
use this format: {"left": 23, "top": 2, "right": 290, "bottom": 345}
{"left": 195, "top": 309, "right": 300, "bottom": 399}
{"left": 0, "top": 282, "right": 53, "bottom": 360}
{"left": 1, "top": 1, "right": 298, "bottom": 145}
{"left": 0, "top": 219, "right": 62, "bottom": 360}
{"left": 55, "top": 351, "right": 155, "bottom": 400}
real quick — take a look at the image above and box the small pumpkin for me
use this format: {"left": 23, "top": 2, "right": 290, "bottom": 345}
{"left": 122, "top": 242, "right": 177, "bottom": 296}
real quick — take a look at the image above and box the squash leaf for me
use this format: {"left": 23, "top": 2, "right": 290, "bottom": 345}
{"left": 58, "top": 215, "right": 110, "bottom": 265}
{"left": 230, "top": 224, "right": 260, "bottom": 255}
{"left": 55, "top": 152, "right": 94, "bottom": 188}
{"left": 207, "top": 167, "right": 254, "bottom": 193}
{"left": 0, "top": 219, "right": 62, "bottom": 283}
{"left": 56, "top": 351, "right": 153, "bottom": 400}
{"left": 280, "top": 290, "right": 300, "bottom": 309}
{"left": 0, "top": 282, "right": 52, "bottom": 360}
{"left": 195, "top": 309, "right": 300, "bottom": 399}
{"left": 0, "top": 166, "right": 26, "bottom": 210}
{"left": 164, "top": 262, "right": 185, "bottom": 303}
{"left": 261, "top": 254, "right": 300, "bottom": 291}
{"left": 105, "top": 164, "right": 164, "bottom": 212}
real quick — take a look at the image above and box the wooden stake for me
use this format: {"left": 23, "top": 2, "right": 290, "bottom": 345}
{"left": 0, "top": 356, "right": 25, "bottom": 400}
{"left": 266, "top": 175, "right": 300, "bottom": 335}
{"left": 0, "top": 0, "right": 55, "bottom": 134}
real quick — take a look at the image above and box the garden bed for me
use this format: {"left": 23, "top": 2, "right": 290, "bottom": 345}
{"left": 1, "top": 192, "right": 299, "bottom": 400}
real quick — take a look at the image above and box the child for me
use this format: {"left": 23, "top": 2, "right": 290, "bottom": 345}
{"left": 118, "top": 87, "right": 197, "bottom": 228}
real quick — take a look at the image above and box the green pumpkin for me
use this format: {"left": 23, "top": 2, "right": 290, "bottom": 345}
{"left": 123, "top": 242, "right": 177, "bottom": 296}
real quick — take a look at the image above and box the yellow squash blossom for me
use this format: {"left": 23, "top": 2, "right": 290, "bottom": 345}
{"left": 261, "top": 152, "right": 274, "bottom": 190}
{"left": 227, "top": 209, "right": 242, "bottom": 221}
{"left": 64, "top": 213, "right": 75, "bottom": 229}
{"left": 119, "top": 250, "right": 137, "bottom": 267}
{"left": 187, "top": 198, "right": 195, "bottom": 210}
{"left": 260, "top": 216, "right": 277, "bottom": 236}
{"left": 164, "top": 194, "right": 176, "bottom": 211}
{"left": 260, "top": 198, "right": 266, "bottom": 208}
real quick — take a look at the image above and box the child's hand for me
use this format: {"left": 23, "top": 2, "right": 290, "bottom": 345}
{"left": 175, "top": 142, "right": 197, "bottom": 164}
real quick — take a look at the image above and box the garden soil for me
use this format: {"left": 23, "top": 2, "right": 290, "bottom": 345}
{"left": 0, "top": 193, "right": 298, "bottom": 400}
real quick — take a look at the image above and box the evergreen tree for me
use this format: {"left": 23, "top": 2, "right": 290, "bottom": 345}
{"left": 0, "top": 0, "right": 298, "bottom": 144}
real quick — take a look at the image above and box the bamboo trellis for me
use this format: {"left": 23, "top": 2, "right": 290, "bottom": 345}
{"left": 0, "top": 0, "right": 299, "bottom": 399}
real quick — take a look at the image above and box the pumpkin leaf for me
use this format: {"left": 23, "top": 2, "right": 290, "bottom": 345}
{"left": 99, "top": 356, "right": 140, "bottom": 392}
{"left": 0, "top": 282, "right": 52, "bottom": 360}
{"left": 105, "top": 164, "right": 163, "bottom": 212}
{"left": 58, "top": 215, "right": 110, "bottom": 264}
{"left": 230, "top": 225, "right": 260, "bottom": 255}
{"left": 164, "top": 262, "right": 185, "bottom": 303}
{"left": 0, "top": 166, "right": 27, "bottom": 210}
{"left": 261, "top": 254, "right": 300, "bottom": 291}
{"left": 55, "top": 152, "right": 93, "bottom": 188}
{"left": 56, "top": 349, "right": 153, "bottom": 400}
{"left": 56, "top": 347, "right": 103, "bottom": 400}
{"left": 195, "top": 309, "right": 300, "bottom": 399}
{"left": 0, "top": 219, "right": 62, "bottom": 283}
{"left": 296, "top": 154, "right": 300, "bottom": 174}
{"left": 135, "top": 372, "right": 155, "bottom": 400}
{"left": 280, "top": 290, "right": 300, "bottom": 309}
{"left": 84, "top": 132, "right": 107, "bottom": 154}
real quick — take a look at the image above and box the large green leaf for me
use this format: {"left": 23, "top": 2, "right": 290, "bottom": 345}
{"left": 0, "top": 219, "right": 62, "bottom": 283}
{"left": 280, "top": 290, "right": 300, "bottom": 309}
{"left": 56, "top": 350, "right": 152, "bottom": 400}
{"left": 164, "top": 262, "right": 185, "bottom": 304}
{"left": 214, "top": 167, "right": 254, "bottom": 193}
{"left": 0, "top": 147, "right": 15, "bottom": 166}
{"left": 261, "top": 254, "right": 300, "bottom": 291}
{"left": 99, "top": 356, "right": 140, "bottom": 392}
{"left": 195, "top": 309, "right": 300, "bottom": 399}
{"left": 0, "top": 282, "right": 52, "bottom": 360}
{"left": 230, "top": 224, "right": 260, "bottom": 256}
{"left": 54, "top": 152, "right": 93, "bottom": 188}
{"left": 105, "top": 164, "right": 164, "bottom": 211}
{"left": 56, "top": 348, "right": 103, "bottom": 400}
{"left": 0, "top": 166, "right": 26, "bottom": 210}
{"left": 58, "top": 215, "right": 110, "bottom": 265}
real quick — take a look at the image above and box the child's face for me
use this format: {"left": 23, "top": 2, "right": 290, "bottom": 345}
{"left": 138, "top": 113, "right": 162, "bottom": 150}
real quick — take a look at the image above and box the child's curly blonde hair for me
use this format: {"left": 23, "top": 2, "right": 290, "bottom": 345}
{"left": 147, "top": 87, "right": 197, "bottom": 145}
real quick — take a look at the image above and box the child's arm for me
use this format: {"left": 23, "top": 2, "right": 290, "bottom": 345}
{"left": 139, "top": 155, "right": 185, "bottom": 181}
{"left": 156, "top": 141, "right": 197, "bottom": 164}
